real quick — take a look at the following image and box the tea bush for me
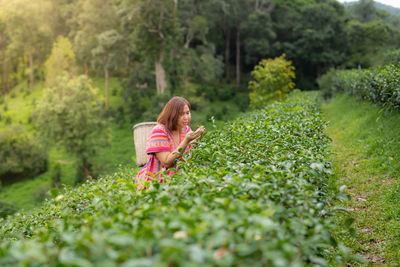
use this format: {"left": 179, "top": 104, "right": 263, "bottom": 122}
{"left": 382, "top": 49, "right": 400, "bottom": 65}
{"left": 319, "top": 64, "right": 400, "bottom": 111}
{"left": 0, "top": 92, "right": 346, "bottom": 266}
{"left": 0, "top": 125, "right": 48, "bottom": 182}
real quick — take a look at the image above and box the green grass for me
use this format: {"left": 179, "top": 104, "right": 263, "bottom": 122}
{"left": 0, "top": 81, "right": 43, "bottom": 130}
{"left": 321, "top": 94, "right": 400, "bottom": 265}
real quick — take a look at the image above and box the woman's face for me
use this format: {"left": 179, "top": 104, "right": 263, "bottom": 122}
{"left": 178, "top": 105, "right": 191, "bottom": 129}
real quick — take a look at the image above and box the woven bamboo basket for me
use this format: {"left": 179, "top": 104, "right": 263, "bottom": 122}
{"left": 133, "top": 122, "right": 158, "bottom": 167}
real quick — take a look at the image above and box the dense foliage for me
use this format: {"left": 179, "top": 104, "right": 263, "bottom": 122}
{"left": 249, "top": 54, "right": 295, "bottom": 108}
{"left": 0, "top": 125, "right": 48, "bottom": 182}
{"left": 1, "top": 0, "right": 400, "bottom": 101}
{"left": 33, "top": 75, "right": 109, "bottom": 180}
{"left": 0, "top": 92, "right": 350, "bottom": 266}
{"left": 318, "top": 64, "right": 400, "bottom": 111}
{"left": 382, "top": 48, "right": 400, "bottom": 65}
{"left": 44, "top": 36, "right": 77, "bottom": 88}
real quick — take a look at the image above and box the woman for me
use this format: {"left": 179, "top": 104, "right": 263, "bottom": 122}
{"left": 135, "top": 96, "right": 205, "bottom": 189}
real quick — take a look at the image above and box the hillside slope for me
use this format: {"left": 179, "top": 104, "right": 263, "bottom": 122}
{"left": 0, "top": 91, "right": 350, "bottom": 266}
{"left": 0, "top": 78, "right": 136, "bottom": 211}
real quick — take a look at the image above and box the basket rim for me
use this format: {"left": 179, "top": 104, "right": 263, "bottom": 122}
{"left": 132, "top": 121, "right": 158, "bottom": 130}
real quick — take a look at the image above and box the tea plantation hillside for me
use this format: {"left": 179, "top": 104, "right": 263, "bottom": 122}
{"left": 0, "top": 92, "right": 350, "bottom": 266}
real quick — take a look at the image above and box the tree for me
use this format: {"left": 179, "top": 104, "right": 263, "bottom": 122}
{"left": 122, "top": 0, "right": 181, "bottom": 94}
{"left": 352, "top": 0, "right": 376, "bottom": 23}
{"left": 34, "top": 75, "right": 109, "bottom": 181}
{"left": 345, "top": 19, "right": 391, "bottom": 68}
{"left": 241, "top": 10, "right": 276, "bottom": 66}
{"left": 2, "top": 0, "right": 53, "bottom": 88}
{"left": 91, "top": 30, "right": 125, "bottom": 109}
{"left": 71, "top": 0, "right": 123, "bottom": 107}
{"left": 70, "top": 0, "right": 124, "bottom": 89}
{"left": 199, "top": 0, "right": 237, "bottom": 80}
{"left": 45, "top": 36, "right": 77, "bottom": 87}
{"left": 272, "top": 0, "right": 346, "bottom": 89}
{"left": 0, "top": 13, "right": 9, "bottom": 96}
{"left": 249, "top": 54, "right": 295, "bottom": 109}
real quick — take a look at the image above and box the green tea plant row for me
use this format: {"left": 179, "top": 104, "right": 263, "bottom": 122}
{"left": 0, "top": 92, "right": 345, "bottom": 266}
{"left": 319, "top": 64, "right": 400, "bottom": 111}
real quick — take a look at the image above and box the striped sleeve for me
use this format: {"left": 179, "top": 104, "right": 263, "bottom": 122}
{"left": 145, "top": 126, "right": 171, "bottom": 154}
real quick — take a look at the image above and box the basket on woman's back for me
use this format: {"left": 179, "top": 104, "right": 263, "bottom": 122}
{"left": 132, "top": 122, "right": 157, "bottom": 167}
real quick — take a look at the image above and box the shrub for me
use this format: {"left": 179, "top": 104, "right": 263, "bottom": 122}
{"left": 383, "top": 49, "right": 400, "bottom": 65}
{"left": 233, "top": 92, "right": 250, "bottom": 111}
{"left": 32, "top": 184, "right": 51, "bottom": 203}
{"left": 115, "top": 106, "right": 126, "bottom": 126}
{"left": 27, "top": 113, "right": 32, "bottom": 124}
{"left": 201, "top": 84, "right": 217, "bottom": 101}
{"left": 0, "top": 125, "right": 48, "bottom": 182}
{"left": 4, "top": 115, "right": 12, "bottom": 125}
{"left": 51, "top": 164, "right": 62, "bottom": 188}
{"left": 319, "top": 64, "right": 400, "bottom": 111}
{"left": 216, "top": 84, "right": 234, "bottom": 101}
{"left": 318, "top": 68, "right": 339, "bottom": 99}
{"left": 0, "top": 201, "right": 18, "bottom": 219}
{"left": 249, "top": 54, "right": 296, "bottom": 109}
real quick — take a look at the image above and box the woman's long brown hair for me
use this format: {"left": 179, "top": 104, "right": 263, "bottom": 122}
{"left": 157, "top": 97, "right": 190, "bottom": 131}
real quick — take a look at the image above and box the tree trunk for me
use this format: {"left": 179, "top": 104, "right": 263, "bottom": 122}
{"left": 155, "top": 51, "right": 167, "bottom": 94}
{"left": 29, "top": 51, "right": 34, "bottom": 88}
{"left": 225, "top": 29, "right": 231, "bottom": 79}
{"left": 1, "top": 51, "right": 7, "bottom": 96}
{"left": 125, "top": 48, "right": 130, "bottom": 69}
{"left": 76, "top": 158, "right": 93, "bottom": 184}
{"left": 184, "top": 33, "right": 192, "bottom": 49}
{"left": 236, "top": 29, "right": 240, "bottom": 86}
{"left": 84, "top": 62, "right": 89, "bottom": 79}
{"left": 105, "top": 68, "right": 109, "bottom": 109}
{"left": 83, "top": 160, "right": 92, "bottom": 180}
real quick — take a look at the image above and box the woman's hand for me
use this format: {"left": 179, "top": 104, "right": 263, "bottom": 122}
{"left": 184, "top": 130, "right": 199, "bottom": 141}
{"left": 195, "top": 126, "right": 205, "bottom": 139}
{"left": 185, "top": 126, "right": 205, "bottom": 143}
{"left": 157, "top": 126, "right": 206, "bottom": 168}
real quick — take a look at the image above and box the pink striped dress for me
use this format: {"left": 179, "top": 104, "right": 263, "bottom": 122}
{"left": 135, "top": 124, "right": 191, "bottom": 189}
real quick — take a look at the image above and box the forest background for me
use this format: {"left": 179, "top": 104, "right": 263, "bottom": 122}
{"left": 0, "top": 0, "right": 399, "bottom": 215}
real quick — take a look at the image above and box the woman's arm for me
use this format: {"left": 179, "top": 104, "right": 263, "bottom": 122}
{"left": 156, "top": 128, "right": 204, "bottom": 168}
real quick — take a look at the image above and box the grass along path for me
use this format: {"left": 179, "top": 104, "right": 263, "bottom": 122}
{"left": 322, "top": 94, "right": 400, "bottom": 265}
